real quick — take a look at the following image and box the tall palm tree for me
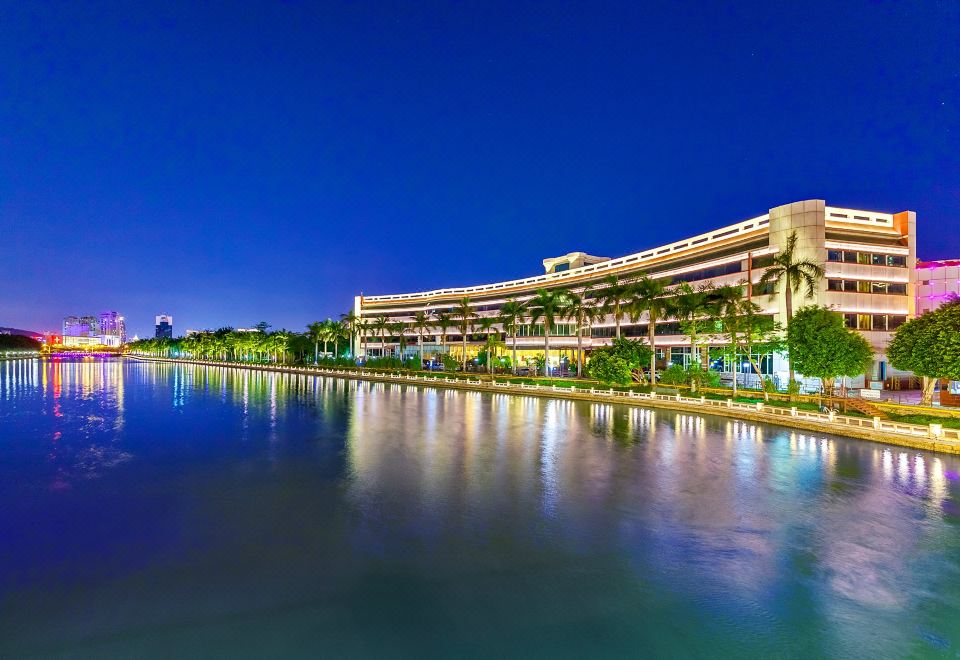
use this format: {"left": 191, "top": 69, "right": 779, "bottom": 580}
{"left": 712, "top": 283, "right": 746, "bottom": 396}
{"left": 629, "top": 274, "right": 673, "bottom": 384}
{"left": 411, "top": 311, "right": 431, "bottom": 369}
{"left": 389, "top": 321, "right": 407, "bottom": 361}
{"left": 498, "top": 298, "right": 527, "bottom": 376}
{"left": 527, "top": 288, "right": 571, "bottom": 378}
{"left": 476, "top": 316, "right": 499, "bottom": 374}
{"left": 672, "top": 282, "right": 714, "bottom": 372}
{"left": 597, "top": 274, "right": 635, "bottom": 339}
{"left": 563, "top": 288, "right": 601, "bottom": 378}
{"left": 340, "top": 311, "right": 359, "bottom": 359}
{"left": 432, "top": 311, "right": 454, "bottom": 357}
{"left": 372, "top": 315, "right": 390, "bottom": 358}
{"left": 453, "top": 297, "right": 477, "bottom": 371}
{"left": 356, "top": 319, "right": 371, "bottom": 360}
{"left": 331, "top": 319, "right": 347, "bottom": 359}
{"left": 306, "top": 321, "right": 324, "bottom": 363}
{"left": 757, "top": 230, "right": 825, "bottom": 382}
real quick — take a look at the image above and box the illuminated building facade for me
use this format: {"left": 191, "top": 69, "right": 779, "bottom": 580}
{"left": 155, "top": 314, "right": 173, "bottom": 339}
{"left": 355, "top": 199, "right": 917, "bottom": 388}
{"left": 916, "top": 260, "right": 960, "bottom": 315}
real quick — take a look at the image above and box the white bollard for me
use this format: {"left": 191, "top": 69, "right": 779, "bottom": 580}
{"left": 790, "top": 407, "right": 797, "bottom": 417}
{"left": 700, "top": 396, "right": 706, "bottom": 404}
{"left": 726, "top": 399, "right": 732, "bottom": 408}
{"left": 755, "top": 402, "right": 763, "bottom": 412}
{"left": 930, "top": 423, "right": 943, "bottom": 438}
{"left": 872, "top": 416, "right": 881, "bottom": 430}
{"left": 828, "top": 410, "right": 836, "bottom": 422}
{"left": 675, "top": 393, "right": 681, "bottom": 402}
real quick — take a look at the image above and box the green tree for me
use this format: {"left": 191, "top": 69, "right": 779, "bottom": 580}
{"left": 340, "top": 311, "right": 359, "bottom": 359}
{"left": 527, "top": 288, "right": 572, "bottom": 378}
{"left": 597, "top": 274, "right": 634, "bottom": 339}
{"left": 671, "top": 282, "right": 714, "bottom": 388}
{"left": 787, "top": 306, "right": 873, "bottom": 398}
{"left": 588, "top": 352, "right": 632, "bottom": 386}
{"left": 563, "top": 287, "right": 601, "bottom": 378}
{"left": 758, "top": 231, "right": 826, "bottom": 382}
{"left": 372, "top": 315, "right": 390, "bottom": 358}
{"left": 589, "top": 337, "right": 652, "bottom": 385}
{"left": 476, "top": 316, "right": 500, "bottom": 374}
{"left": 432, "top": 311, "right": 454, "bottom": 358}
{"left": 453, "top": 297, "right": 477, "bottom": 371}
{"left": 888, "top": 297, "right": 960, "bottom": 405}
{"left": 629, "top": 274, "right": 672, "bottom": 384}
{"left": 411, "top": 311, "right": 432, "bottom": 369}
{"left": 498, "top": 298, "right": 527, "bottom": 376}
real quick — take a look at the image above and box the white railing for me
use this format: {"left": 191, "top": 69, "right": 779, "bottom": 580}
{"left": 127, "top": 356, "right": 960, "bottom": 451}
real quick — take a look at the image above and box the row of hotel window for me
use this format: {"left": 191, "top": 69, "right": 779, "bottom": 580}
{"left": 843, "top": 313, "right": 906, "bottom": 332}
{"left": 826, "top": 279, "right": 907, "bottom": 295}
{"left": 826, "top": 250, "right": 907, "bottom": 267}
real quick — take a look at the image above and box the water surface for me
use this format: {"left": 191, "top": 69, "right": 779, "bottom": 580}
{"left": 2, "top": 358, "right": 960, "bottom": 658}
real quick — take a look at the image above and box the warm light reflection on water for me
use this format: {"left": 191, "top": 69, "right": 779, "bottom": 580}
{"left": 1, "top": 358, "right": 960, "bottom": 657}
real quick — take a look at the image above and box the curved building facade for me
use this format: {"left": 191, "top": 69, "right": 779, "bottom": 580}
{"left": 355, "top": 200, "right": 916, "bottom": 387}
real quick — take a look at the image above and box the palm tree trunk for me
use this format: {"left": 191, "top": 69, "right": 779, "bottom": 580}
{"left": 544, "top": 329, "right": 551, "bottom": 378}
{"left": 785, "top": 285, "right": 795, "bottom": 385}
{"left": 732, "top": 345, "right": 738, "bottom": 397}
{"left": 576, "top": 328, "right": 583, "bottom": 378}
{"left": 648, "top": 310, "right": 657, "bottom": 385}
{"left": 419, "top": 335, "right": 424, "bottom": 370}
{"left": 921, "top": 376, "right": 937, "bottom": 406}
{"left": 615, "top": 303, "right": 621, "bottom": 339}
{"left": 512, "top": 331, "right": 518, "bottom": 375}
{"left": 462, "top": 333, "right": 467, "bottom": 372}
{"left": 314, "top": 341, "right": 318, "bottom": 364}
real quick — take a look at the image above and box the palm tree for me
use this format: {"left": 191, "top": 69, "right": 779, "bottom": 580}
{"left": 563, "top": 288, "right": 601, "bottom": 378}
{"left": 498, "top": 298, "right": 527, "bottom": 376}
{"left": 331, "top": 319, "right": 347, "bottom": 359}
{"left": 272, "top": 331, "right": 292, "bottom": 364}
{"left": 307, "top": 321, "right": 325, "bottom": 363}
{"left": 757, "top": 230, "right": 825, "bottom": 383}
{"left": 476, "top": 316, "right": 500, "bottom": 374}
{"left": 411, "top": 311, "right": 431, "bottom": 369}
{"left": 389, "top": 321, "right": 407, "bottom": 361}
{"left": 340, "top": 311, "right": 359, "bottom": 359}
{"left": 527, "top": 288, "right": 571, "bottom": 377}
{"left": 432, "top": 311, "right": 454, "bottom": 356}
{"left": 672, "top": 282, "right": 714, "bottom": 372}
{"left": 356, "top": 319, "right": 371, "bottom": 360}
{"left": 453, "top": 297, "right": 477, "bottom": 371}
{"left": 372, "top": 315, "right": 390, "bottom": 358}
{"left": 597, "top": 274, "right": 635, "bottom": 339}
{"left": 629, "top": 274, "right": 673, "bottom": 384}
{"left": 712, "top": 283, "right": 746, "bottom": 396}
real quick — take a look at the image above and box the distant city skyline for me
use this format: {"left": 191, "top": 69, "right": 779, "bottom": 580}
{"left": 2, "top": 2, "right": 957, "bottom": 338}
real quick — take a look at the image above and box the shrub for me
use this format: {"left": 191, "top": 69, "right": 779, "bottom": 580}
{"left": 659, "top": 364, "right": 688, "bottom": 385}
{"left": 588, "top": 352, "right": 632, "bottom": 386}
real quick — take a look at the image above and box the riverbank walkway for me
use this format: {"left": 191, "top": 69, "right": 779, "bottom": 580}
{"left": 127, "top": 355, "right": 960, "bottom": 456}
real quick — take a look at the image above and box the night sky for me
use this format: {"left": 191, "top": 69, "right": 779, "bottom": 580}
{"left": 2, "top": 1, "right": 958, "bottom": 338}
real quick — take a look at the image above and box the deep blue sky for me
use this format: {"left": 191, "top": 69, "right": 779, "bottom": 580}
{"left": 2, "top": 1, "right": 958, "bottom": 337}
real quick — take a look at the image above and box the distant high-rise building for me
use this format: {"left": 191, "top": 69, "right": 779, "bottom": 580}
{"left": 63, "top": 315, "right": 98, "bottom": 337}
{"left": 99, "top": 311, "right": 127, "bottom": 343}
{"left": 155, "top": 314, "right": 173, "bottom": 339}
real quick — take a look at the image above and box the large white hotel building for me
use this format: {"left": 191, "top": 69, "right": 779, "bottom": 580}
{"left": 354, "top": 199, "right": 917, "bottom": 388}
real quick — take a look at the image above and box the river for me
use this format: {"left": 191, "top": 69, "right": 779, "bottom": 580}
{"left": 2, "top": 358, "right": 959, "bottom": 658}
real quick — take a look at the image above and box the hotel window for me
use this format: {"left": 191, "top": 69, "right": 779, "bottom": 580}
{"left": 857, "top": 281, "right": 872, "bottom": 293}
{"left": 843, "top": 314, "right": 857, "bottom": 329}
{"left": 843, "top": 251, "right": 859, "bottom": 263}
{"left": 827, "top": 250, "right": 842, "bottom": 263}
{"left": 857, "top": 252, "right": 872, "bottom": 265}
{"left": 889, "top": 283, "right": 907, "bottom": 295}
{"left": 871, "top": 254, "right": 887, "bottom": 266}
{"left": 872, "top": 315, "right": 887, "bottom": 331}
{"left": 888, "top": 315, "right": 906, "bottom": 330}
{"left": 828, "top": 279, "right": 844, "bottom": 291}
{"left": 887, "top": 255, "right": 907, "bottom": 267}
{"left": 857, "top": 314, "right": 872, "bottom": 330}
